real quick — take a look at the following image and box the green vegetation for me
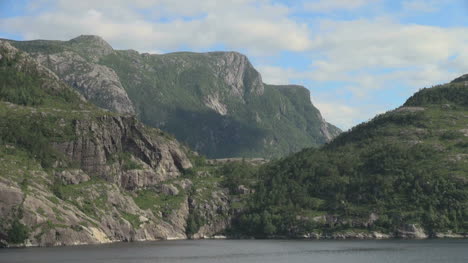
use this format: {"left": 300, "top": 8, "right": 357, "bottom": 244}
{"left": 0, "top": 43, "right": 91, "bottom": 169}
{"left": 133, "top": 189, "right": 185, "bottom": 217}
{"left": 51, "top": 177, "right": 111, "bottom": 219}
{"left": 0, "top": 47, "right": 82, "bottom": 108}
{"left": 219, "top": 161, "right": 258, "bottom": 193}
{"left": 405, "top": 83, "right": 468, "bottom": 107}
{"left": 6, "top": 219, "right": 29, "bottom": 244}
{"left": 121, "top": 212, "right": 141, "bottom": 229}
{"left": 7, "top": 37, "right": 340, "bottom": 158}
{"left": 234, "top": 83, "right": 468, "bottom": 237}
{"left": 102, "top": 49, "right": 339, "bottom": 158}
{"left": 186, "top": 211, "right": 206, "bottom": 236}
{"left": 1, "top": 112, "right": 71, "bottom": 169}
{"left": 33, "top": 220, "right": 68, "bottom": 241}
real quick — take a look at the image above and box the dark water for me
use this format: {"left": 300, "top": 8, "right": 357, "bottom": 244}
{"left": 1, "top": 239, "right": 467, "bottom": 263}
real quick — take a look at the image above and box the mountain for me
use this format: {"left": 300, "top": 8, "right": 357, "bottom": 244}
{"left": 2, "top": 37, "right": 467, "bottom": 247}
{"left": 5, "top": 35, "right": 340, "bottom": 159}
{"left": 0, "top": 40, "right": 234, "bottom": 247}
{"left": 234, "top": 80, "right": 468, "bottom": 238}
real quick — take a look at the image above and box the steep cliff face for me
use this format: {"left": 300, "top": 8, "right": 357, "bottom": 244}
{"left": 6, "top": 36, "right": 341, "bottom": 159}
{"left": 8, "top": 36, "right": 135, "bottom": 115}
{"left": 0, "top": 40, "right": 230, "bottom": 247}
{"left": 207, "top": 51, "right": 265, "bottom": 98}
{"left": 52, "top": 115, "right": 192, "bottom": 190}
{"left": 100, "top": 49, "right": 341, "bottom": 158}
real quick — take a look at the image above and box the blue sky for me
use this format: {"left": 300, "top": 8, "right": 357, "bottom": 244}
{"left": 1, "top": 0, "right": 468, "bottom": 129}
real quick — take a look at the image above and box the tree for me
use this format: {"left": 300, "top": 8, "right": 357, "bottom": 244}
{"left": 7, "top": 219, "right": 29, "bottom": 244}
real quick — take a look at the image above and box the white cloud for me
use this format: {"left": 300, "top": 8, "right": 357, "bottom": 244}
{"left": 309, "top": 18, "right": 468, "bottom": 71}
{"left": 255, "top": 65, "right": 301, "bottom": 85}
{"left": 0, "top": 0, "right": 311, "bottom": 54}
{"left": 304, "top": 0, "right": 379, "bottom": 12}
{"left": 402, "top": 0, "right": 440, "bottom": 13}
{"left": 314, "top": 101, "right": 369, "bottom": 130}
{"left": 305, "top": 18, "right": 468, "bottom": 91}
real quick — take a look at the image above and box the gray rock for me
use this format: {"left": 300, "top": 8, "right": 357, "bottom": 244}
{"left": 209, "top": 51, "right": 264, "bottom": 98}
{"left": 55, "top": 169, "right": 90, "bottom": 185}
{"left": 160, "top": 184, "right": 180, "bottom": 196}
{"left": 33, "top": 51, "right": 135, "bottom": 115}
{"left": 174, "top": 179, "right": 193, "bottom": 190}
{"left": 434, "top": 231, "right": 465, "bottom": 238}
{"left": 52, "top": 115, "right": 192, "bottom": 189}
{"left": 397, "top": 224, "right": 428, "bottom": 239}
{"left": 0, "top": 183, "right": 24, "bottom": 217}
{"left": 189, "top": 189, "right": 231, "bottom": 239}
{"left": 236, "top": 185, "right": 251, "bottom": 195}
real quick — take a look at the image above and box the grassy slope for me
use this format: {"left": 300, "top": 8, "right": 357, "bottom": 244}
{"left": 235, "top": 82, "right": 468, "bottom": 237}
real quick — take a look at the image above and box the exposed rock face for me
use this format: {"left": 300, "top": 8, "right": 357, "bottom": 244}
{"left": 208, "top": 51, "right": 264, "bottom": 98}
{"left": 53, "top": 115, "right": 192, "bottom": 189}
{"left": 1, "top": 174, "right": 194, "bottom": 247}
{"left": 0, "top": 40, "right": 81, "bottom": 98}
{"left": 33, "top": 51, "right": 135, "bottom": 115}
{"left": 204, "top": 93, "right": 228, "bottom": 115}
{"left": 190, "top": 189, "right": 231, "bottom": 239}
{"left": 397, "top": 224, "right": 428, "bottom": 239}
{"left": 0, "top": 182, "right": 24, "bottom": 218}
{"left": 55, "top": 170, "right": 90, "bottom": 185}
{"left": 434, "top": 231, "right": 466, "bottom": 238}
{"left": 160, "top": 184, "right": 180, "bottom": 196}
{"left": 303, "top": 231, "right": 392, "bottom": 240}
{"left": 317, "top": 112, "right": 342, "bottom": 142}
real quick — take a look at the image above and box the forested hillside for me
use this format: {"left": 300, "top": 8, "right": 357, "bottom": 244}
{"left": 233, "top": 81, "right": 468, "bottom": 238}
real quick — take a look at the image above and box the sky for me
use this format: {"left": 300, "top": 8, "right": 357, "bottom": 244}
{"left": 1, "top": 0, "right": 468, "bottom": 129}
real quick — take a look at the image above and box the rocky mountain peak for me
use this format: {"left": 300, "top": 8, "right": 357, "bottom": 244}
{"left": 68, "top": 35, "right": 114, "bottom": 62}
{"left": 208, "top": 51, "right": 264, "bottom": 98}
{"left": 69, "top": 35, "right": 112, "bottom": 48}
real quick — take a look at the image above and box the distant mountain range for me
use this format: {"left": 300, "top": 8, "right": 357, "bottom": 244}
{"left": 5, "top": 35, "right": 341, "bottom": 158}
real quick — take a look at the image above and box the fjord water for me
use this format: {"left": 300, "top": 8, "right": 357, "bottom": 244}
{"left": 1, "top": 240, "right": 467, "bottom": 263}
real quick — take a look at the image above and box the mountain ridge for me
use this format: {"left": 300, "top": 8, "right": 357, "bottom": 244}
{"left": 4, "top": 35, "right": 341, "bottom": 158}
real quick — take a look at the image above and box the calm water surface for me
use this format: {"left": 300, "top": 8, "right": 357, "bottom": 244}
{"left": 1, "top": 239, "right": 467, "bottom": 263}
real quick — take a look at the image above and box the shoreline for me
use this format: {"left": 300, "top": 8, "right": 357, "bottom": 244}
{"left": 2, "top": 233, "right": 468, "bottom": 249}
